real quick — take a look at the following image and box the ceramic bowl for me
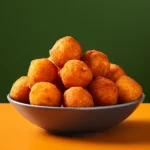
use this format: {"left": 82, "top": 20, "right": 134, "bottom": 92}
{"left": 7, "top": 93, "right": 145, "bottom": 134}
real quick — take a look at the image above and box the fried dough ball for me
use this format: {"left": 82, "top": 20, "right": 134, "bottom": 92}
{"left": 27, "top": 58, "right": 57, "bottom": 88}
{"left": 116, "top": 75, "right": 143, "bottom": 103}
{"left": 60, "top": 60, "right": 93, "bottom": 88}
{"left": 63, "top": 87, "right": 94, "bottom": 107}
{"left": 49, "top": 36, "right": 82, "bottom": 68}
{"left": 82, "top": 50, "right": 110, "bottom": 77}
{"left": 29, "top": 82, "right": 62, "bottom": 106}
{"left": 88, "top": 76, "right": 118, "bottom": 106}
{"left": 10, "top": 76, "right": 30, "bottom": 103}
{"left": 106, "top": 63, "right": 126, "bottom": 82}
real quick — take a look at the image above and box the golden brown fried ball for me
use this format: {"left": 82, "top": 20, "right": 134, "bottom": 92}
{"left": 29, "top": 82, "right": 62, "bottom": 106}
{"left": 10, "top": 76, "right": 30, "bottom": 103}
{"left": 82, "top": 50, "right": 110, "bottom": 77}
{"left": 27, "top": 58, "right": 57, "bottom": 88}
{"left": 106, "top": 63, "right": 126, "bottom": 82}
{"left": 116, "top": 75, "right": 143, "bottom": 103}
{"left": 60, "top": 60, "right": 93, "bottom": 88}
{"left": 63, "top": 87, "right": 94, "bottom": 107}
{"left": 88, "top": 76, "right": 118, "bottom": 106}
{"left": 49, "top": 36, "right": 82, "bottom": 68}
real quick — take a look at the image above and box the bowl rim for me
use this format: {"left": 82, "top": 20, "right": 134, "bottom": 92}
{"left": 7, "top": 93, "right": 145, "bottom": 110}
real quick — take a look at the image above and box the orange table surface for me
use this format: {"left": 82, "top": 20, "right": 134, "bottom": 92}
{"left": 0, "top": 103, "right": 150, "bottom": 150}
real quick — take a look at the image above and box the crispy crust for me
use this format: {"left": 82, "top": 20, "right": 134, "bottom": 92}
{"left": 60, "top": 60, "right": 93, "bottom": 88}
{"left": 63, "top": 87, "right": 94, "bottom": 107}
{"left": 29, "top": 82, "right": 62, "bottom": 106}
{"left": 82, "top": 50, "right": 110, "bottom": 77}
{"left": 27, "top": 58, "right": 57, "bottom": 88}
{"left": 88, "top": 76, "right": 118, "bottom": 106}
{"left": 116, "top": 75, "right": 143, "bottom": 103}
{"left": 106, "top": 63, "right": 126, "bottom": 82}
{"left": 10, "top": 76, "right": 30, "bottom": 103}
{"left": 50, "top": 36, "right": 82, "bottom": 68}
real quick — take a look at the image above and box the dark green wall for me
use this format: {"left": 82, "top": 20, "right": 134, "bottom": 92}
{"left": 0, "top": 0, "right": 149, "bottom": 102}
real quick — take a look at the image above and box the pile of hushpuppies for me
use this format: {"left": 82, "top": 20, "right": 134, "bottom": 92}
{"left": 10, "top": 36, "right": 143, "bottom": 107}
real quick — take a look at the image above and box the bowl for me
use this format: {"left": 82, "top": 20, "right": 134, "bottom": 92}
{"left": 7, "top": 93, "right": 145, "bottom": 134}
